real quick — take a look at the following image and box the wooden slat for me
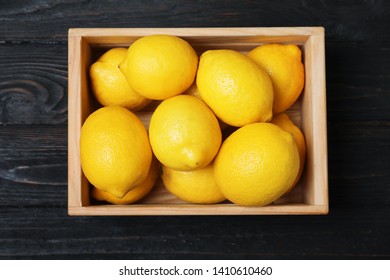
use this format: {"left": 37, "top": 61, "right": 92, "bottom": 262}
{"left": 1, "top": 205, "right": 390, "bottom": 258}
{"left": 1, "top": 1, "right": 389, "bottom": 42}
{"left": 0, "top": 125, "right": 67, "bottom": 207}
{"left": 0, "top": 43, "right": 67, "bottom": 125}
{"left": 301, "top": 31, "right": 328, "bottom": 207}
{"left": 68, "top": 204, "right": 329, "bottom": 216}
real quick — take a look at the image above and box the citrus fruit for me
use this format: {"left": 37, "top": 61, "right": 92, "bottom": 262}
{"left": 214, "top": 122, "right": 299, "bottom": 206}
{"left": 271, "top": 113, "right": 306, "bottom": 189}
{"left": 80, "top": 106, "right": 152, "bottom": 198}
{"left": 89, "top": 48, "right": 150, "bottom": 111}
{"left": 161, "top": 162, "right": 225, "bottom": 204}
{"left": 184, "top": 82, "right": 229, "bottom": 130}
{"left": 248, "top": 44, "right": 304, "bottom": 113}
{"left": 91, "top": 157, "right": 159, "bottom": 205}
{"left": 196, "top": 49, "right": 273, "bottom": 127}
{"left": 149, "top": 95, "right": 222, "bottom": 171}
{"left": 119, "top": 34, "right": 198, "bottom": 100}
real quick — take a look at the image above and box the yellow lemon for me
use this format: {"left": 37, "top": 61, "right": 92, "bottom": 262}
{"left": 214, "top": 122, "right": 299, "bottom": 206}
{"left": 271, "top": 113, "right": 306, "bottom": 189}
{"left": 149, "top": 95, "right": 222, "bottom": 171}
{"left": 248, "top": 44, "right": 304, "bottom": 114}
{"left": 119, "top": 35, "right": 198, "bottom": 100}
{"left": 89, "top": 48, "right": 150, "bottom": 111}
{"left": 80, "top": 106, "right": 152, "bottom": 198}
{"left": 161, "top": 162, "right": 225, "bottom": 204}
{"left": 91, "top": 157, "right": 160, "bottom": 205}
{"left": 184, "top": 82, "right": 229, "bottom": 131}
{"left": 196, "top": 49, "right": 273, "bottom": 127}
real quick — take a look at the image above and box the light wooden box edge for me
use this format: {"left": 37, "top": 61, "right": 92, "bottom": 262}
{"left": 68, "top": 204, "right": 329, "bottom": 216}
{"left": 67, "top": 27, "right": 328, "bottom": 216}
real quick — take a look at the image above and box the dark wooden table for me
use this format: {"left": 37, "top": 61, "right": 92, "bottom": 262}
{"left": 0, "top": 0, "right": 389, "bottom": 259}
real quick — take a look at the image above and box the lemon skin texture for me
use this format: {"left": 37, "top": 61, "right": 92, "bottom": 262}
{"left": 80, "top": 106, "right": 152, "bottom": 198}
{"left": 90, "top": 48, "right": 150, "bottom": 111}
{"left": 149, "top": 95, "right": 222, "bottom": 171}
{"left": 214, "top": 122, "right": 299, "bottom": 206}
{"left": 161, "top": 162, "right": 225, "bottom": 204}
{"left": 271, "top": 113, "right": 306, "bottom": 190}
{"left": 248, "top": 44, "right": 304, "bottom": 114}
{"left": 91, "top": 156, "right": 159, "bottom": 204}
{"left": 197, "top": 49, "right": 274, "bottom": 127}
{"left": 119, "top": 35, "right": 198, "bottom": 100}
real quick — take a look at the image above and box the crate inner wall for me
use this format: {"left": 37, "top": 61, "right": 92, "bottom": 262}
{"left": 68, "top": 28, "right": 327, "bottom": 215}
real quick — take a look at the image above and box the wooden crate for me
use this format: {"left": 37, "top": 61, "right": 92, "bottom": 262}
{"left": 68, "top": 27, "right": 328, "bottom": 215}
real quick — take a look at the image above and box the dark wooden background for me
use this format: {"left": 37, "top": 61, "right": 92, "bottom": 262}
{"left": 0, "top": 0, "right": 389, "bottom": 259}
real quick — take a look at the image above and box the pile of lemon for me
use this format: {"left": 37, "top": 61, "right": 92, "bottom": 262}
{"left": 81, "top": 34, "right": 306, "bottom": 207}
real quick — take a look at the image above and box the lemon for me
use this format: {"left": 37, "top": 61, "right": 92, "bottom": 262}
{"left": 248, "top": 44, "right": 304, "bottom": 113}
{"left": 161, "top": 162, "right": 225, "bottom": 204}
{"left": 149, "top": 95, "right": 222, "bottom": 171}
{"left": 271, "top": 113, "right": 306, "bottom": 190}
{"left": 214, "top": 122, "right": 299, "bottom": 206}
{"left": 119, "top": 35, "right": 198, "bottom": 100}
{"left": 184, "top": 82, "right": 229, "bottom": 131}
{"left": 196, "top": 49, "right": 273, "bottom": 127}
{"left": 91, "top": 157, "right": 159, "bottom": 205}
{"left": 80, "top": 106, "right": 152, "bottom": 198}
{"left": 89, "top": 48, "right": 150, "bottom": 111}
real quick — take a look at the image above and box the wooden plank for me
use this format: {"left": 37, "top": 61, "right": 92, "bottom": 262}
{"left": 326, "top": 42, "right": 390, "bottom": 122}
{"left": 0, "top": 43, "right": 67, "bottom": 125}
{"left": 0, "top": 206, "right": 389, "bottom": 259}
{"left": 0, "top": 126, "right": 67, "bottom": 207}
{"left": 69, "top": 27, "right": 317, "bottom": 48}
{"left": 0, "top": 1, "right": 389, "bottom": 42}
{"left": 301, "top": 32, "right": 328, "bottom": 207}
{"left": 68, "top": 34, "right": 91, "bottom": 208}
{"left": 68, "top": 204, "right": 328, "bottom": 216}
{"left": 328, "top": 121, "right": 390, "bottom": 208}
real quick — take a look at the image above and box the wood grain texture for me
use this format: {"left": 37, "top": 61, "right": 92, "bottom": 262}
{"left": 0, "top": 43, "right": 67, "bottom": 124}
{"left": 0, "top": 126, "right": 67, "bottom": 207}
{"left": 0, "top": 0, "right": 389, "bottom": 42}
{"left": 0, "top": 205, "right": 389, "bottom": 259}
{"left": 326, "top": 42, "right": 390, "bottom": 122}
{"left": 0, "top": 0, "right": 389, "bottom": 259}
